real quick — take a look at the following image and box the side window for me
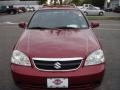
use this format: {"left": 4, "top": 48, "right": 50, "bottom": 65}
{"left": 0, "top": 6, "right": 1, "bottom": 10}
{"left": 0, "top": 6, "right": 6, "bottom": 11}
{"left": 85, "top": 4, "right": 88, "bottom": 7}
{"left": 89, "top": 5, "right": 94, "bottom": 8}
{"left": 87, "top": 7, "right": 92, "bottom": 10}
{"left": 87, "top": 7, "right": 97, "bottom": 10}
{"left": 92, "top": 7, "right": 97, "bottom": 10}
{"left": 89, "top": 5, "right": 96, "bottom": 10}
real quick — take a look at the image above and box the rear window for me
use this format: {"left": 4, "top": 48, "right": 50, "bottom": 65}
{"left": 28, "top": 9, "right": 88, "bottom": 29}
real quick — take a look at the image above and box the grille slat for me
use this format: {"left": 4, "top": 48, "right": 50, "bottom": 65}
{"left": 33, "top": 58, "right": 82, "bottom": 71}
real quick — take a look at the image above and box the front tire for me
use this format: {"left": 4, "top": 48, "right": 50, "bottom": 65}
{"left": 99, "top": 12, "right": 104, "bottom": 16}
{"left": 10, "top": 10, "right": 16, "bottom": 15}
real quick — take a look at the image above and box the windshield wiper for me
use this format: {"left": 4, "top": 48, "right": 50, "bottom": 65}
{"left": 29, "top": 27, "right": 50, "bottom": 29}
{"left": 29, "top": 26, "right": 80, "bottom": 30}
{"left": 54, "top": 26, "right": 80, "bottom": 29}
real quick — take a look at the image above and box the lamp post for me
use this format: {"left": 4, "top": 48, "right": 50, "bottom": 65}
{"left": 107, "top": 0, "right": 110, "bottom": 8}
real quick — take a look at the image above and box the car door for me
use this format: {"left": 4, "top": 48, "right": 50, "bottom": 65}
{"left": 86, "top": 7, "right": 99, "bottom": 15}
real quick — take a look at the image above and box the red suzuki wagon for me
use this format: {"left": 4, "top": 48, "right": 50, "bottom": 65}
{"left": 11, "top": 5, "right": 105, "bottom": 90}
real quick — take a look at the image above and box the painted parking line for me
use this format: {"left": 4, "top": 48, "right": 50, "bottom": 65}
{"left": 95, "top": 28, "right": 120, "bottom": 31}
{"left": 101, "top": 24, "right": 120, "bottom": 26}
{"left": 0, "top": 22, "right": 18, "bottom": 25}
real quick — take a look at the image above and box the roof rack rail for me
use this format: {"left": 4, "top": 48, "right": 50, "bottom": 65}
{"left": 41, "top": 3, "right": 77, "bottom": 8}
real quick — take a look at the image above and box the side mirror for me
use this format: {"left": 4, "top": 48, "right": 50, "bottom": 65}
{"left": 91, "top": 21, "right": 99, "bottom": 28}
{"left": 18, "top": 22, "right": 27, "bottom": 29}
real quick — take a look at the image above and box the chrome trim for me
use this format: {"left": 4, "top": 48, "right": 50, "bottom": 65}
{"left": 32, "top": 57, "right": 83, "bottom": 61}
{"left": 32, "top": 57, "right": 83, "bottom": 72}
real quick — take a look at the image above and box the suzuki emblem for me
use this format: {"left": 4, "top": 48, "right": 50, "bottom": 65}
{"left": 54, "top": 62, "right": 61, "bottom": 69}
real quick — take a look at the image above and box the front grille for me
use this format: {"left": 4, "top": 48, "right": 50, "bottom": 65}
{"left": 33, "top": 58, "right": 83, "bottom": 71}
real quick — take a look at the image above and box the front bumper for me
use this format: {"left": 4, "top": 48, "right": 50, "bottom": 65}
{"left": 11, "top": 64, "right": 105, "bottom": 90}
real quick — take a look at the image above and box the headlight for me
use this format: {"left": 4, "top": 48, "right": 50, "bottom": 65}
{"left": 85, "top": 49, "right": 105, "bottom": 66}
{"left": 11, "top": 50, "right": 31, "bottom": 66}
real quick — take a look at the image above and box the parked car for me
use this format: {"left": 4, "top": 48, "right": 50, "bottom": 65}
{"left": 0, "top": 5, "right": 17, "bottom": 14}
{"left": 26, "top": 7, "right": 35, "bottom": 12}
{"left": 80, "top": 7, "right": 105, "bottom": 16}
{"left": 11, "top": 4, "right": 105, "bottom": 90}
{"left": 18, "top": 7, "right": 27, "bottom": 13}
{"left": 78, "top": 4, "right": 100, "bottom": 10}
{"left": 104, "top": 7, "right": 113, "bottom": 12}
{"left": 113, "top": 6, "right": 120, "bottom": 13}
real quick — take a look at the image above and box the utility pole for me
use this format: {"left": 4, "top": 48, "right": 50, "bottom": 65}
{"left": 59, "top": 0, "right": 62, "bottom": 5}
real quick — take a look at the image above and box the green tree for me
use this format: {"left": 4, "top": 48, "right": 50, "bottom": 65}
{"left": 82, "top": 0, "right": 105, "bottom": 8}
{"left": 38, "top": 0, "right": 47, "bottom": 5}
{"left": 71, "top": 0, "right": 105, "bottom": 8}
{"left": 92, "top": 0, "right": 105, "bottom": 8}
{"left": 81, "top": 0, "right": 92, "bottom": 4}
{"left": 71, "top": 0, "right": 82, "bottom": 5}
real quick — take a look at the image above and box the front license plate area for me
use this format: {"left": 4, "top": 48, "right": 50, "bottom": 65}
{"left": 47, "top": 78, "right": 68, "bottom": 88}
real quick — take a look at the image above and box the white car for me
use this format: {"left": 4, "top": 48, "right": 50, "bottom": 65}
{"left": 80, "top": 7, "right": 105, "bottom": 16}
{"left": 26, "top": 7, "right": 35, "bottom": 12}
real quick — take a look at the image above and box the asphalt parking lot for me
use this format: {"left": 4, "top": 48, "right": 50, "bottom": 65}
{"left": 0, "top": 12, "right": 120, "bottom": 90}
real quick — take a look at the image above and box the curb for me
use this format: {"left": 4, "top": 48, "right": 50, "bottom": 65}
{"left": 87, "top": 16, "right": 120, "bottom": 20}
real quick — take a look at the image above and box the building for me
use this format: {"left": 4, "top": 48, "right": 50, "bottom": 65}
{"left": 104, "top": 0, "right": 120, "bottom": 9}
{"left": 110, "top": 0, "right": 120, "bottom": 8}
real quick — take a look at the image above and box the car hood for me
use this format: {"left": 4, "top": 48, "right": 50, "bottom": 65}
{"left": 15, "top": 29, "right": 100, "bottom": 59}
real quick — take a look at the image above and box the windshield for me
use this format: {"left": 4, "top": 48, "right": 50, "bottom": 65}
{"left": 28, "top": 10, "right": 88, "bottom": 29}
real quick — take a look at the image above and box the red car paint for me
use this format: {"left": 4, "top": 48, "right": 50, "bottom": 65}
{"left": 16, "top": 30, "right": 100, "bottom": 59}
{"left": 11, "top": 5, "right": 105, "bottom": 90}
